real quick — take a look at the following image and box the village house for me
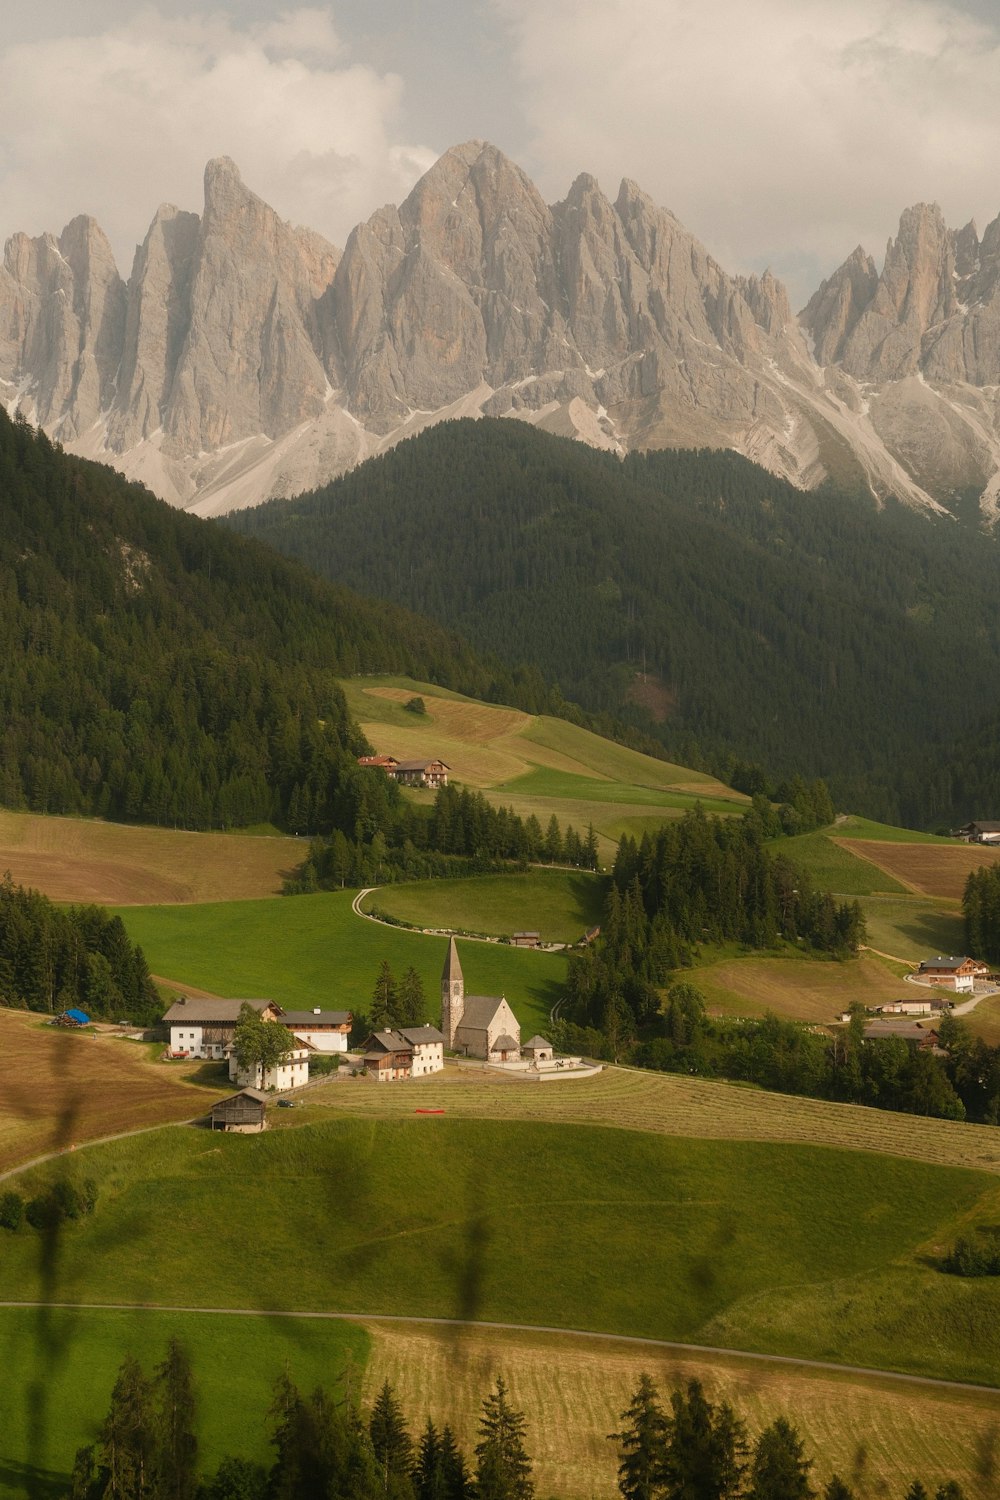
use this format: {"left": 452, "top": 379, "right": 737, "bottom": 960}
{"left": 863, "top": 1020, "right": 941, "bottom": 1050}
{"left": 954, "top": 821, "right": 1000, "bottom": 844}
{"left": 229, "top": 1041, "right": 311, "bottom": 1092}
{"left": 362, "top": 1025, "right": 445, "bottom": 1081}
{"left": 357, "top": 755, "right": 399, "bottom": 772}
{"left": 916, "top": 956, "right": 979, "bottom": 993}
{"left": 210, "top": 1089, "right": 269, "bottom": 1133}
{"left": 279, "top": 1008, "right": 352, "bottom": 1053}
{"left": 388, "top": 758, "right": 450, "bottom": 789}
{"left": 164, "top": 997, "right": 283, "bottom": 1059}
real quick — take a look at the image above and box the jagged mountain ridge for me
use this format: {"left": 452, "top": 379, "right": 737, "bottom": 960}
{"left": 2, "top": 141, "right": 999, "bottom": 519}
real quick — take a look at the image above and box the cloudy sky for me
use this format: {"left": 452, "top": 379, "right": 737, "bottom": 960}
{"left": 4, "top": 0, "right": 1000, "bottom": 306}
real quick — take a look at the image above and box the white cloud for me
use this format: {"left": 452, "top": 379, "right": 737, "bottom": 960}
{"left": 495, "top": 0, "right": 1000, "bottom": 305}
{"left": 0, "top": 6, "right": 437, "bottom": 272}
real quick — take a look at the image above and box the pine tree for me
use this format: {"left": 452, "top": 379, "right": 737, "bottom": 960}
{"left": 746, "top": 1417, "right": 814, "bottom": 1500}
{"left": 609, "top": 1373, "right": 668, "bottom": 1500}
{"left": 98, "top": 1354, "right": 156, "bottom": 1500}
{"left": 153, "top": 1336, "right": 198, "bottom": 1500}
{"left": 660, "top": 1379, "right": 746, "bottom": 1500}
{"left": 474, "top": 1376, "right": 534, "bottom": 1500}
{"left": 396, "top": 968, "right": 427, "bottom": 1026}
{"left": 371, "top": 961, "right": 398, "bottom": 1030}
{"left": 369, "top": 1379, "right": 414, "bottom": 1495}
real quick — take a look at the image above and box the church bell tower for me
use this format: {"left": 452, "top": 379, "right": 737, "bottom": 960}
{"left": 441, "top": 936, "right": 464, "bottom": 1047}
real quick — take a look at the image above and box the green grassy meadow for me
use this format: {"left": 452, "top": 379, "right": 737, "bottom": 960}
{"left": 116, "top": 892, "right": 562, "bottom": 1036}
{"left": 363, "top": 869, "right": 605, "bottom": 944}
{"left": 2, "top": 1118, "right": 996, "bottom": 1384}
{"left": 775, "top": 831, "right": 908, "bottom": 896}
{"left": 858, "top": 894, "right": 966, "bottom": 959}
{"left": 0, "top": 1307, "right": 368, "bottom": 1496}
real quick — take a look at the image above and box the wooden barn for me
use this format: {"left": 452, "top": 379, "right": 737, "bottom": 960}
{"left": 210, "top": 1088, "right": 269, "bottom": 1133}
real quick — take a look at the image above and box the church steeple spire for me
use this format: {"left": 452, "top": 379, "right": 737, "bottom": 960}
{"left": 441, "top": 936, "right": 464, "bottom": 1047}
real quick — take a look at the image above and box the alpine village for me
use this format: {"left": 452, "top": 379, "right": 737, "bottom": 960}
{"left": 8, "top": 85, "right": 1000, "bottom": 1500}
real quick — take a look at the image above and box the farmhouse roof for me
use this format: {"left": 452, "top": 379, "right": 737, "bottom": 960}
{"left": 920, "top": 956, "right": 971, "bottom": 971}
{"left": 397, "top": 1026, "right": 445, "bottom": 1045}
{"left": 962, "top": 821, "right": 1000, "bottom": 833}
{"left": 365, "top": 1030, "right": 413, "bottom": 1054}
{"left": 394, "top": 758, "right": 449, "bottom": 772}
{"left": 163, "top": 998, "right": 280, "bottom": 1024}
{"left": 280, "top": 1009, "right": 352, "bottom": 1026}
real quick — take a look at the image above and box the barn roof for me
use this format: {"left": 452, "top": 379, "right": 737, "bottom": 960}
{"left": 164, "top": 998, "right": 279, "bottom": 1024}
{"left": 397, "top": 1026, "right": 445, "bottom": 1044}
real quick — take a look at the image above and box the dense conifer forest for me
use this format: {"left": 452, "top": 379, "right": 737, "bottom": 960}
{"left": 0, "top": 873, "right": 158, "bottom": 1021}
{"left": 229, "top": 419, "right": 1000, "bottom": 827}
{"left": 0, "top": 409, "right": 578, "bottom": 841}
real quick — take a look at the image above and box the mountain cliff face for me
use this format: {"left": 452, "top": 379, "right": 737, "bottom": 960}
{"left": 3, "top": 142, "right": 1000, "bottom": 520}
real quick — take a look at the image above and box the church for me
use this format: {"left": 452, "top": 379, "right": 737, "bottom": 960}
{"left": 441, "top": 937, "right": 523, "bottom": 1062}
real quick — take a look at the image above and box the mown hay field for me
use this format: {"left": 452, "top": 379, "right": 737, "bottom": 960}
{"left": 691, "top": 953, "right": 908, "bottom": 1023}
{"left": 775, "top": 832, "right": 907, "bottom": 895}
{"left": 364, "top": 1321, "right": 1000, "bottom": 1500}
{"left": 306, "top": 1062, "right": 1000, "bottom": 1176}
{"left": 839, "top": 839, "right": 1000, "bottom": 901}
{"left": 0, "top": 1008, "right": 227, "bottom": 1174}
{"left": 857, "top": 894, "right": 965, "bottom": 962}
{"left": 0, "top": 809, "right": 299, "bottom": 905}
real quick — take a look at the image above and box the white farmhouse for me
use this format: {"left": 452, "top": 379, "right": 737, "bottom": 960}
{"left": 229, "top": 1042, "right": 311, "bottom": 1092}
{"left": 163, "top": 998, "right": 282, "bottom": 1060}
{"left": 280, "top": 1008, "right": 352, "bottom": 1053}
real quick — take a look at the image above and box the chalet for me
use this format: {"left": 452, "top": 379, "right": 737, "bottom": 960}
{"left": 917, "top": 956, "right": 978, "bottom": 993}
{"left": 280, "top": 1008, "right": 352, "bottom": 1053}
{"left": 229, "top": 1041, "right": 311, "bottom": 1092}
{"left": 363, "top": 1031, "right": 412, "bottom": 1082}
{"left": 441, "top": 937, "right": 524, "bottom": 1063}
{"left": 361, "top": 1026, "right": 445, "bottom": 1081}
{"left": 210, "top": 1089, "right": 269, "bottom": 1133}
{"left": 163, "top": 998, "right": 283, "bottom": 1059}
{"left": 955, "top": 821, "right": 1000, "bottom": 844}
{"left": 387, "top": 758, "right": 450, "bottom": 789}
{"left": 863, "top": 1020, "right": 940, "bottom": 1050}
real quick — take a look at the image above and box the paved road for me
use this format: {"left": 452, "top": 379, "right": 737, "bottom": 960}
{"left": 1, "top": 1300, "right": 996, "bottom": 1396}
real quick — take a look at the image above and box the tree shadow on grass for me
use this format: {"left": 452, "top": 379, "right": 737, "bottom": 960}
{"left": 0, "top": 1459, "right": 66, "bottom": 1500}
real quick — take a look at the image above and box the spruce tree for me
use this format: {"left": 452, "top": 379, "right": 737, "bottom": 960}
{"left": 369, "top": 1379, "right": 414, "bottom": 1495}
{"left": 474, "top": 1375, "right": 534, "bottom": 1500}
{"left": 746, "top": 1417, "right": 814, "bottom": 1500}
{"left": 609, "top": 1373, "right": 668, "bottom": 1500}
{"left": 98, "top": 1353, "right": 156, "bottom": 1500}
{"left": 371, "top": 962, "right": 398, "bottom": 1030}
{"left": 660, "top": 1379, "right": 746, "bottom": 1500}
{"left": 153, "top": 1336, "right": 198, "bottom": 1500}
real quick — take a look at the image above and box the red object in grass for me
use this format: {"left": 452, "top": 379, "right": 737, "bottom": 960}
{"left": 415, "top": 1108, "right": 445, "bottom": 1114}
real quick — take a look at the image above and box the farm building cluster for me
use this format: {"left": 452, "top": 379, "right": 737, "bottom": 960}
{"left": 357, "top": 755, "right": 450, "bottom": 788}
{"left": 953, "top": 821, "right": 1000, "bottom": 844}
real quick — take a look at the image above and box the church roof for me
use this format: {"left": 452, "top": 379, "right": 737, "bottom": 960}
{"left": 455, "top": 995, "right": 510, "bottom": 1032}
{"left": 442, "top": 936, "right": 463, "bottom": 987}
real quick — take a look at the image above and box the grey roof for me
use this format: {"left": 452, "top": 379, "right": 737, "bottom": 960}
{"left": 281, "top": 1010, "right": 351, "bottom": 1025}
{"left": 920, "top": 956, "right": 971, "bottom": 970}
{"left": 493, "top": 1034, "right": 519, "bottom": 1050}
{"left": 963, "top": 821, "right": 1000, "bottom": 833}
{"left": 164, "top": 998, "right": 278, "bottom": 1024}
{"left": 366, "top": 1030, "right": 413, "bottom": 1054}
{"left": 441, "top": 936, "right": 463, "bottom": 987}
{"left": 393, "top": 758, "right": 450, "bottom": 772}
{"left": 213, "top": 1088, "right": 269, "bottom": 1107}
{"left": 397, "top": 1026, "right": 445, "bottom": 1044}
{"left": 462, "top": 995, "right": 509, "bottom": 1027}
{"left": 523, "top": 1035, "right": 551, "bottom": 1049}
{"left": 864, "top": 1021, "right": 936, "bottom": 1040}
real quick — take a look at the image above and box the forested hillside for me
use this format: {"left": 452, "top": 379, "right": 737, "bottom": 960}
{"left": 0, "top": 409, "right": 554, "bottom": 837}
{"left": 229, "top": 420, "right": 1000, "bottom": 826}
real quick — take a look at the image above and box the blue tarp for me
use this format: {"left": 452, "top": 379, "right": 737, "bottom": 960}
{"left": 65, "top": 1008, "right": 90, "bottom": 1025}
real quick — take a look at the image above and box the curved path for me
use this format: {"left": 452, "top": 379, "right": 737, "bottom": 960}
{"left": 351, "top": 886, "right": 564, "bottom": 950}
{"left": 0, "top": 1300, "right": 995, "bottom": 1396}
